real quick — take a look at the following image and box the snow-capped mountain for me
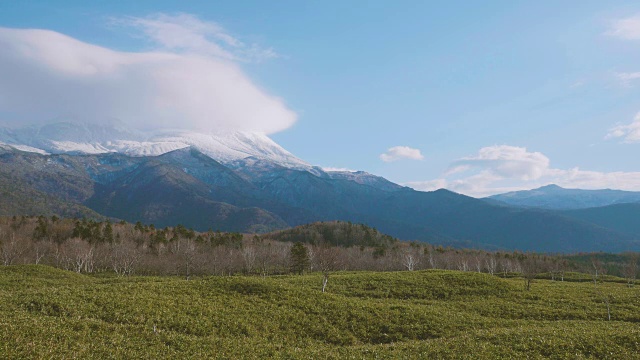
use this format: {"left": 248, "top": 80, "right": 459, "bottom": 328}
{"left": 2, "top": 123, "right": 640, "bottom": 252}
{"left": 0, "top": 121, "right": 408, "bottom": 193}
{"left": 0, "top": 121, "right": 309, "bottom": 169}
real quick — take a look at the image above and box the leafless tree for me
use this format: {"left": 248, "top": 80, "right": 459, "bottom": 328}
{"left": 242, "top": 245, "right": 257, "bottom": 274}
{"left": 402, "top": 248, "right": 420, "bottom": 271}
{"left": 313, "top": 245, "right": 341, "bottom": 292}
{"left": 591, "top": 257, "right": 605, "bottom": 286}
{"left": 521, "top": 256, "right": 543, "bottom": 291}
{"left": 622, "top": 255, "right": 638, "bottom": 288}
{"left": 55, "top": 238, "right": 95, "bottom": 273}
{"left": 474, "top": 255, "right": 483, "bottom": 273}
{"left": 457, "top": 257, "right": 469, "bottom": 272}
{"left": 427, "top": 250, "right": 437, "bottom": 269}
{"left": 180, "top": 239, "right": 198, "bottom": 280}
{"left": 31, "top": 241, "right": 51, "bottom": 265}
{"left": 1, "top": 231, "right": 25, "bottom": 266}
{"left": 485, "top": 255, "right": 497, "bottom": 276}
{"left": 110, "top": 242, "right": 140, "bottom": 276}
{"left": 602, "top": 291, "right": 612, "bottom": 321}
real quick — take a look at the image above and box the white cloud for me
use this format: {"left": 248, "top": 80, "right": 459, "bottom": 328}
{"left": 404, "top": 178, "right": 448, "bottom": 192}
{"left": 608, "top": 15, "right": 640, "bottom": 87}
{"left": 380, "top": 146, "right": 424, "bottom": 162}
{"left": 114, "top": 13, "right": 278, "bottom": 63}
{"left": 606, "top": 112, "right": 640, "bottom": 143}
{"left": 615, "top": 72, "right": 640, "bottom": 86}
{"left": 606, "top": 14, "right": 640, "bottom": 40}
{"left": 453, "top": 145, "right": 549, "bottom": 181}
{"left": 0, "top": 15, "right": 295, "bottom": 134}
{"left": 406, "top": 145, "right": 640, "bottom": 197}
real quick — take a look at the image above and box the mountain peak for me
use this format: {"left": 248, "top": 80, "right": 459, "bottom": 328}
{"left": 0, "top": 121, "right": 309, "bottom": 169}
{"left": 538, "top": 184, "right": 564, "bottom": 191}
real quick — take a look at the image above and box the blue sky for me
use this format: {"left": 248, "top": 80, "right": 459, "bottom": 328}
{"left": 1, "top": 1, "right": 640, "bottom": 196}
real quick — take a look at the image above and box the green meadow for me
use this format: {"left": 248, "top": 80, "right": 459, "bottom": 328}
{"left": 1, "top": 265, "right": 639, "bottom": 359}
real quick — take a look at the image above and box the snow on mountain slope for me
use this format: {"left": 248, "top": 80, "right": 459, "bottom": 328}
{"left": 0, "top": 142, "right": 50, "bottom": 155}
{"left": 151, "top": 131, "right": 308, "bottom": 168}
{"left": 0, "top": 122, "right": 309, "bottom": 168}
{"left": 0, "top": 121, "right": 404, "bottom": 192}
{"left": 322, "top": 170, "right": 404, "bottom": 191}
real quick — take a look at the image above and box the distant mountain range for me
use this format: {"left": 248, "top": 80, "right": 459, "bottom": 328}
{"left": 487, "top": 184, "right": 640, "bottom": 210}
{"left": 1, "top": 121, "right": 639, "bottom": 253}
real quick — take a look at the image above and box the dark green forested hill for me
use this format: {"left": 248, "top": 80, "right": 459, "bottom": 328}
{"left": 0, "top": 172, "right": 101, "bottom": 219}
{"left": 261, "top": 221, "right": 398, "bottom": 248}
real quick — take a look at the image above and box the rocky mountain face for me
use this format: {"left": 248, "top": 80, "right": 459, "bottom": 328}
{"left": 1, "top": 122, "right": 640, "bottom": 253}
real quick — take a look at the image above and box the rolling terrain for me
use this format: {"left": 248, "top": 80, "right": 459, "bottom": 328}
{"left": 0, "top": 265, "right": 638, "bottom": 359}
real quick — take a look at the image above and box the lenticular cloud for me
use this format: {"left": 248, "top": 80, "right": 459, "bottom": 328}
{"left": 0, "top": 25, "right": 296, "bottom": 134}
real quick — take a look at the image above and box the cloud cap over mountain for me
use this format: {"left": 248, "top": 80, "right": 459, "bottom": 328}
{"left": 380, "top": 146, "right": 424, "bottom": 162}
{"left": 0, "top": 16, "right": 296, "bottom": 134}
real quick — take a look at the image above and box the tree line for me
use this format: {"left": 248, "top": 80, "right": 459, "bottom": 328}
{"left": 0, "top": 216, "right": 637, "bottom": 288}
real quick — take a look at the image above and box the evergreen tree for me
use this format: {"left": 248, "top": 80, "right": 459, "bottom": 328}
{"left": 290, "top": 242, "right": 310, "bottom": 275}
{"left": 32, "top": 216, "right": 50, "bottom": 241}
{"left": 103, "top": 221, "right": 114, "bottom": 243}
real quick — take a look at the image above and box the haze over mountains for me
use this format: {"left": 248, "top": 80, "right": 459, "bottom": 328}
{"left": 487, "top": 184, "right": 640, "bottom": 210}
{"left": 1, "top": 121, "right": 640, "bottom": 253}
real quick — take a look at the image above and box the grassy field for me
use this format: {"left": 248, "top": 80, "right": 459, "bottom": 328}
{"left": 0, "top": 265, "right": 639, "bottom": 359}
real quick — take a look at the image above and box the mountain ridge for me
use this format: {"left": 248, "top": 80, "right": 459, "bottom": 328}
{"left": 0, "top": 146, "right": 638, "bottom": 252}
{"left": 487, "top": 184, "right": 640, "bottom": 210}
{"left": 1, "top": 122, "right": 640, "bottom": 252}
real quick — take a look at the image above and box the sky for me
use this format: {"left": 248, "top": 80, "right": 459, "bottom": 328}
{"left": 1, "top": 1, "right": 640, "bottom": 197}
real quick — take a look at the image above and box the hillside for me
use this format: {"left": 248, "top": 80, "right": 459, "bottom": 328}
{"left": 0, "top": 265, "right": 638, "bottom": 358}
{"left": 561, "top": 203, "right": 640, "bottom": 237}
{"left": 0, "top": 171, "right": 101, "bottom": 219}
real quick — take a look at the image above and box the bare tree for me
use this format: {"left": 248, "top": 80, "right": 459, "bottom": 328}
{"left": 313, "top": 245, "right": 341, "bottom": 292}
{"left": 591, "top": 257, "right": 605, "bottom": 286}
{"left": 110, "top": 242, "right": 140, "bottom": 276}
{"left": 31, "top": 241, "right": 51, "bottom": 265}
{"left": 622, "top": 255, "right": 638, "bottom": 288}
{"left": 427, "top": 250, "right": 437, "bottom": 269}
{"left": 549, "top": 258, "right": 565, "bottom": 281}
{"left": 602, "top": 292, "right": 612, "bottom": 321}
{"left": 241, "top": 245, "right": 257, "bottom": 274}
{"left": 0, "top": 231, "right": 25, "bottom": 266}
{"left": 485, "top": 255, "right": 497, "bottom": 276}
{"left": 180, "top": 239, "right": 197, "bottom": 280}
{"left": 474, "top": 255, "right": 483, "bottom": 273}
{"left": 500, "top": 258, "right": 512, "bottom": 277}
{"left": 55, "top": 238, "right": 96, "bottom": 273}
{"left": 457, "top": 257, "right": 469, "bottom": 272}
{"left": 521, "top": 256, "right": 543, "bottom": 291}
{"left": 402, "top": 248, "right": 419, "bottom": 271}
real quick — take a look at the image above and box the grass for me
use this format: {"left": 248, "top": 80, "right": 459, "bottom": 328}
{"left": 1, "top": 265, "right": 639, "bottom": 359}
